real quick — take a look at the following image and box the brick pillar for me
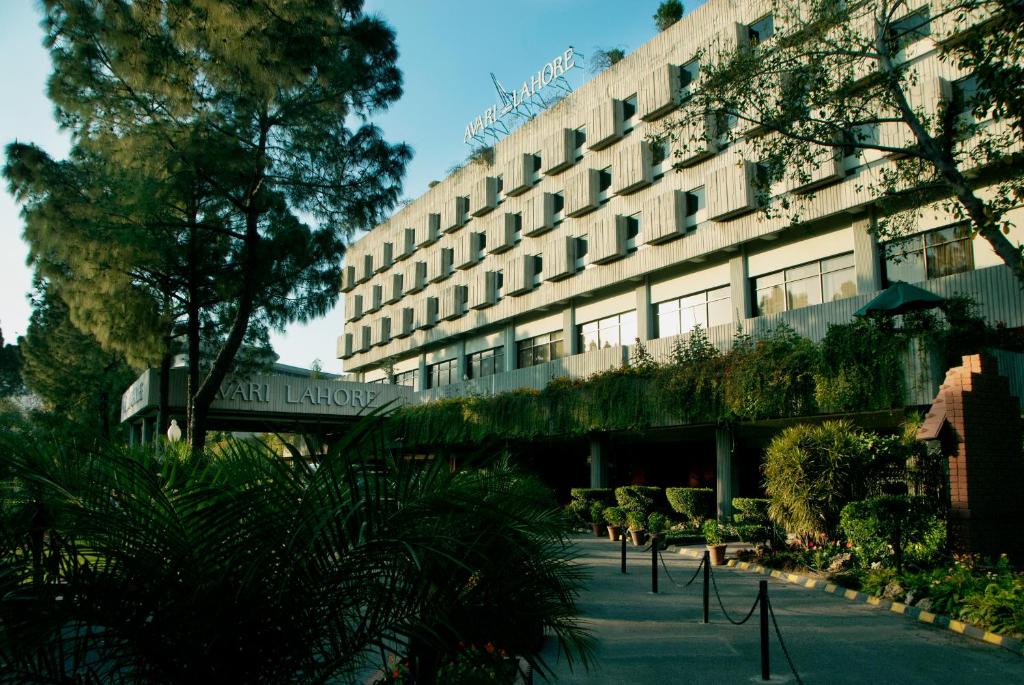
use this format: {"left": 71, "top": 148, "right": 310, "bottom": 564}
{"left": 940, "top": 354, "right": 1024, "bottom": 559}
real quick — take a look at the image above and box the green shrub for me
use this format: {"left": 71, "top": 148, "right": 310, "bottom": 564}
{"left": 702, "top": 519, "right": 725, "bottom": 545}
{"left": 815, "top": 318, "right": 905, "bottom": 412}
{"left": 569, "top": 488, "right": 615, "bottom": 505}
{"left": 626, "top": 510, "right": 646, "bottom": 531}
{"left": 589, "top": 501, "right": 606, "bottom": 526}
{"left": 647, "top": 513, "right": 668, "bottom": 536}
{"left": 615, "top": 486, "right": 663, "bottom": 517}
{"left": 731, "top": 498, "right": 770, "bottom": 524}
{"left": 603, "top": 506, "right": 627, "bottom": 527}
{"left": 763, "top": 420, "right": 872, "bottom": 539}
{"left": 568, "top": 488, "right": 614, "bottom": 524}
{"left": 724, "top": 325, "right": 819, "bottom": 420}
{"left": 840, "top": 496, "right": 945, "bottom": 572}
{"left": 666, "top": 487, "right": 714, "bottom": 525}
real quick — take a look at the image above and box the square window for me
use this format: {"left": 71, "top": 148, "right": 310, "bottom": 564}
{"left": 622, "top": 94, "right": 638, "bottom": 133}
{"left": 887, "top": 8, "right": 930, "bottom": 55}
{"left": 679, "top": 59, "right": 700, "bottom": 97}
{"left": 625, "top": 214, "right": 641, "bottom": 254}
{"left": 685, "top": 186, "right": 706, "bottom": 223}
{"left": 748, "top": 14, "right": 774, "bottom": 46}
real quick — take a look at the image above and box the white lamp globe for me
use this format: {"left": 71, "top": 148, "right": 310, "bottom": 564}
{"left": 166, "top": 419, "right": 183, "bottom": 443}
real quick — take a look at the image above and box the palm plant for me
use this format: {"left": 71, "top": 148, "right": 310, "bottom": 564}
{"left": 0, "top": 416, "right": 592, "bottom": 684}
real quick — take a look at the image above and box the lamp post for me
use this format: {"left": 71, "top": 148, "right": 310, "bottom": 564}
{"left": 166, "top": 419, "right": 182, "bottom": 443}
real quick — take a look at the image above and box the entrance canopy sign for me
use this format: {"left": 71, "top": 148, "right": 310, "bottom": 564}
{"left": 120, "top": 368, "right": 413, "bottom": 424}
{"left": 464, "top": 47, "right": 579, "bottom": 145}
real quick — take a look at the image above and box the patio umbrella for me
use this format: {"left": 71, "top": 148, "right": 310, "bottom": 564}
{"left": 854, "top": 281, "right": 946, "bottom": 317}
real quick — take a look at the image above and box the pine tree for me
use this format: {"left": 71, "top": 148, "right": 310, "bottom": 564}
{"left": 0, "top": 326, "right": 24, "bottom": 399}
{"left": 8, "top": 0, "right": 410, "bottom": 449}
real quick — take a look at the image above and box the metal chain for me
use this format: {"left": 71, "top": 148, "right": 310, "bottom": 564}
{"left": 708, "top": 564, "right": 759, "bottom": 625}
{"left": 768, "top": 596, "right": 804, "bottom": 685}
{"left": 657, "top": 550, "right": 705, "bottom": 588}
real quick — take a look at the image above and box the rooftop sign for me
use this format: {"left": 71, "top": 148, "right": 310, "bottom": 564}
{"left": 464, "top": 47, "right": 579, "bottom": 145}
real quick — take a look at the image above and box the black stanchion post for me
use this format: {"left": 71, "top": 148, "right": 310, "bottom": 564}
{"left": 759, "top": 580, "right": 770, "bottom": 681}
{"left": 702, "top": 550, "right": 710, "bottom": 624}
{"left": 651, "top": 535, "right": 658, "bottom": 593}
{"left": 620, "top": 532, "right": 627, "bottom": 574}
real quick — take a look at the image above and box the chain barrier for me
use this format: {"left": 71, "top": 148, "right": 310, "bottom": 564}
{"left": 709, "top": 563, "right": 760, "bottom": 625}
{"left": 657, "top": 549, "right": 705, "bottom": 589}
{"left": 768, "top": 596, "right": 804, "bottom": 685}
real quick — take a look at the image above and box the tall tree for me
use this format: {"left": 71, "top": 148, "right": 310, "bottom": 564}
{"left": 666, "top": 0, "right": 1024, "bottom": 285}
{"left": 0, "top": 327, "right": 23, "bottom": 399}
{"left": 19, "top": 282, "right": 135, "bottom": 438}
{"left": 12, "top": 0, "right": 411, "bottom": 449}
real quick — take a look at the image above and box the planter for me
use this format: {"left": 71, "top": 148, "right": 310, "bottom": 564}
{"left": 590, "top": 522, "right": 606, "bottom": 538}
{"left": 629, "top": 529, "right": 646, "bottom": 547}
{"left": 708, "top": 543, "right": 728, "bottom": 566}
{"left": 607, "top": 525, "right": 621, "bottom": 542}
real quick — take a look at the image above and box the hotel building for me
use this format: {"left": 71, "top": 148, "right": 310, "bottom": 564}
{"left": 336, "top": 0, "right": 1023, "bottom": 509}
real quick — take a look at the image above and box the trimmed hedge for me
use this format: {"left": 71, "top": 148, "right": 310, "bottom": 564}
{"left": 615, "top": 486, "right": 663, "bottom": 517}
{"left": 567, "top": 488, "right": 615, "bottom": 525}
{"left": 603, "top": 506, "right": 627, "bottom": 527}
{"left": 666, "top": 487, "right": 714, "bottom": 525}
{"left": 731, "top": 497, "right": 770, "bottom": 524}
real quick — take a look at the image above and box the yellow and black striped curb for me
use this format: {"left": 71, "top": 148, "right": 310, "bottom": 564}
{"left": 710, "top": 556, "right": 1024, "bottom": 657}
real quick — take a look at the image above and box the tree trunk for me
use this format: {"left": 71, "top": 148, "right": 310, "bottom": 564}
{"left": 157, "top": 349, "right": 172, "bottom": 439}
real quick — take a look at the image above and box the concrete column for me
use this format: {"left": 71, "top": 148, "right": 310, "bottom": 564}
{"left": 417, "top": 353, "right": 428, "bottom": 391}
{"left": 503, "top": 322, "right": 516, "bottom": 371}
{"left": 853, "top": 211, "right": 883, "bottom": 295}
{"left": 715, "top": 427, "right": 733, "bottom": 520}
{"left": 589, "top": 435, "right": 609, "bottom": 488}
{"left": 729, "top": 250, "right": 751, "bottom": 324}
{"left": 455, "top": 338, "right": 468, "bottom": 382}
{"left": 635, "top": 278, "right": 653, "bottom": 341}
{"left": 564, "top": 301, "right": 579, "bottom": 355}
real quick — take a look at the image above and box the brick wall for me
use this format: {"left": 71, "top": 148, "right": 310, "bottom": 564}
{"left": 935, "top": 354, "right": 1024, "bottom": 560}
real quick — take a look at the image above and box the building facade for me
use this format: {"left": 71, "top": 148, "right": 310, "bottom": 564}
{"left": 337, "top": 0, "right": 1024, "bottom": 508}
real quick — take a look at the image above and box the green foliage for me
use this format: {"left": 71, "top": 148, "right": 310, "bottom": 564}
{"left": 764, "top": 420, "right": 872, "bottom": 539}
{"left": 0, "top": 328, "right": 23, "bottom": 399}
{"left": 653, "top": 0, "right": 684, "bottom": 31}
{"left": 603, "top": 506, "right": 627, "bottom": 527}
{"left": 590, "top": 47, "right": 627, "bottom": 74}
{"left": 589, "top": 501, "right": 606, "bottom": 525}
{"left": 732, "top": 497, "right": 784, "bottom": 547}
{"left": 666, "top": 487, "right": 715, "bottom": 526}
{"left": 0, "top": 419, "right": 592, "bottom": 682}
{"left": 816, "top": 318, "right": 906, "bottom": 412}
{"left": 18, "top": 284, "right": 135, "bottom": 439}
{"left": 614, "top": 486, "right": 663, "bottom": 517}
{"left": 723, "top": 325, "right": 819, "bottom": 420}
{"left": 841, "top": 496, "right": 945, "bottom": 572}
{"left": 731, "top": 498, "right": 770, "bottom": 524}
{"left": 702, "top": 519, "right": 725, "bottom": 546}
{"left": 626, "top": 510, "right": 646, "bottom": 532}
{"left": 646, "top": 512, "right": 669, "bottom": 536}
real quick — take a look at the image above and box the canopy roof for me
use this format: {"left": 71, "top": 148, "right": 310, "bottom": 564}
{"left": 854, "top": 281, "right": 945, "bottom": 317}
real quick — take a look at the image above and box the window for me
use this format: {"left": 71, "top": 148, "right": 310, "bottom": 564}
{"left": 753, "top": 252, "right": 856, "bottom": 316}
{"left": 747, "top": 14, "right": 774, "bottom": 47}
{"left": 457, "top": 196, "right": 470, "bottom": 225}
{"left": 884, "top": 224, "right": 974, "bottom": 284}
{"left": 394, "top": 369, "right": 418, "bottom": 390}
{"left": 624, "top": 213, "right": 641, "bottom": 254}
{"left": 553, "top": 192, "right": 565, "bottom": 225}
{"left": 495, "top": 269, "right": 505, "bottom": 300}
{"left": 679, "top": 59, "right": 700, "bottom": 100}
{"left": 467, "top": 346, "right": 505, "bottom": 379}
{"left": 427, "top": 358, "right": 458, "bottom": 388}
{"left": 886, "top": 8, "right": 930, "bottom": 55}
{"left": 512, "top": 213, "right": 522, "bottom": 244}
{"left": 841, "top": 124, "right": 879, "bottom": 171}
{"left": 578, "top": 311, "right": 637, "bottom": 352}
{"left": 684, "top": 186, "right": 706, "bottom": 228}
{"left": 368, "top": 377, "right": 387, "bottom": 384}
{"left": 715, "top": 110, "right": 738, "bottom": 147}
{"left": 952, "top": 74, "right": 985, "bottom": 121}
{"left": 517, "top": 331, "right": 564, "bottom": 368}
{"left": 651, "top": 139, "right": 669, "bottom": 180}
{"left": 622, "top": 94, "right": 638, "bottom": 134}
{"left": 495, "top": 175, "right": 504, "bottom": 205}
{"left": 656, "top": 285, "right": 731, "bottom": 338}
{"left": 574, "top": 236, "right": 588, "bottom": 271}
{"left": 530, "top": 152, "right": 542, "bottom": 184}
{"left": 574, "top": 127, "right": 587, "bottom": 160}
{"left": 598, "top": 167, "right": 612, "bottom": 204}
{"left": 532, "top": 254, "right": 543, "bottom": 286}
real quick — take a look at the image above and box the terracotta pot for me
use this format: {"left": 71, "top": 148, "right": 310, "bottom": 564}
{"left": 607, "top": 525, "right": 621, "bottom": 542}
{"left": 590, "top": 522, "right": 606, "bottom": 538}
{"left": 708, "top": 543, "right": 728, "bottom": 565}
{"left": 630, "top": 528, "right": 646, "bottom": 546}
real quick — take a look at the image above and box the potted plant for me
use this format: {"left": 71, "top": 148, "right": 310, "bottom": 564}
{"left": 703, "top": 519, "right": 728, "bottom": 565}
{"left": 647, "top": 512, "right": 668, "bottom": 543}
{"left": 603, "top": 506, "right": 627, "bottom": 542}
{"left": 626, "top": 510, "right": 646, "bottom": 546}
{"left": 589, "top": 501, "right": 607, "bottom": 538}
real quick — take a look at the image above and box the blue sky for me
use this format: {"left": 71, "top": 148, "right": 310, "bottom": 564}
{"left": 0, "top": 0, "right": 702, "bottom": 371}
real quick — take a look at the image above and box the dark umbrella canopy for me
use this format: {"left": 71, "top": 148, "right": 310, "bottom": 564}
{"left": 854, "top": 281, "right": 946, "bottom": 316}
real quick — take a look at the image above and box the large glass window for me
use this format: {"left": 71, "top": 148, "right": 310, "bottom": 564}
{"left": 427, "top": 358, "right": 458, "bottom": 388}
{"left": 753, "top": 252, "right": 856, "bottom": 316}
{"left": 467, "top": 346, "right": 505, "bottom": 379}
{"left": 578, "top": 311, "right": 637, "bottom": 352}
{"left": 887, "top": 8, "right": 930, "bottom": 55}
{"left": 517, "top": 332, "right": 564, "bottom": 368}
{"left": 884, "top": 224, "right": 974, "bottom": 284}
{"left": 747, "top": 14, "right": 774, "bottom": 47}
{"left": 394, "top": 369, "right": 418, "bottom": 390}
{"left": 679, "top": 59, "right": 700, "bottom": 100}
{"left": 656, "top": 285, "right": 731, "bottom": 338}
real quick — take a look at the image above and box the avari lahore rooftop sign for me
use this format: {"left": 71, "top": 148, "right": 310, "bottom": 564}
{"left": 464, "top": 47, "right": 579, "bottom": 145}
